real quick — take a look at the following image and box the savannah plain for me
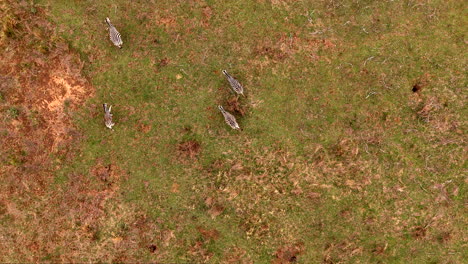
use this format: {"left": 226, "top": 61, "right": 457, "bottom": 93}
{"left": 0, "top": 0, "right": 466, "bottom": 263}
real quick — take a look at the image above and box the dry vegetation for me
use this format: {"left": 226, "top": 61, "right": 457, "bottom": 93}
{"left": 0, "top": 1, "right": 114, "bottom": 261}
{"left": 0, "top": 0, "right": 466, "bottom": 263}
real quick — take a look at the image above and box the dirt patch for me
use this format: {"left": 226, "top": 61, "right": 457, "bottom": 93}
{"left": 371, "top": 243, "right": 387, "bottom": 255}
{"left": 411, "top": 226, "right": 427, "bottom": 239}
{"left": 197, "top": 226, "right": 220, "bottom": 241}
{"left": 254, "top": 45, "right": 289, "bottom": 61}
{"left": 5, "top": 45, "right": 90, "bottom": 123}
{"left": 226, "top": 97, "right": 247, "bottom": 116}
{"left": 222, "top": 247, "right": 251, "bottom": 264}
{"left": 189, "top": 240, "right": 214, "bottom": 262}
{"left": 0, "top": 6, "right": 93, "bottom": 240}
{"left": 177, "top": 140, "right": 201, "bottom": 159}
{"left": 251, "top": 32, "right": 339, "bottom": 65}
{"left": 0, "top": 2, "right": 101, "bottom": 261}
{"left": 0, "top": 2, "right": 93, "bottom": 165}
{"left": 412, "top": 82, "right": 422, "bottom": 93}
{"left": 0, "top": 1, "right": 93, "bottom": 190}
{"left": 323, "top": 240, "right": 363, "bottom": 263}
{"left": 201, "top": 6, "right": 213, "bottom": 27}
{"left": 205, "top": 196, "right": 225, "bottom": 218}
{"left": 91, "top": 161, "right": 114, "bottom": 182}
{"left": 204, "top": 158, "right": 227, "bottom": 173}
{"left": 138, "top": 122, "right": 152, "bottom": 134}
{"left": 339, "top": 209, "right": 352, "bottom": 219}
{"left": 208, "top": 203, "right": 225, "bottom": 218}
{"left": 415, "top": 96, "right": 441, "bottom": 122}
{"left": 155, "top": 13, "right": 177, "bottom": 29}
{"left": 272, "top": 243, "right": 305, "bottom": 264}
{"left": 412, "top": 73, "right": 430, "bottom": 93}
{"left": 251, "top": 33, "right": 302, "bottom": 61}
{"left": 158, "top": 57, "right": 170, "bottom": 67}
{"left": 436, "top": 231, "right": 451, "bottom": 243}
{"left": 148, "top": 244, "right": 157, "bottom": 253}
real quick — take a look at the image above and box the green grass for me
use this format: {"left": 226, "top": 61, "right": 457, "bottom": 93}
{"left": 6, "top": 0, "right": 467, "bottom": 262}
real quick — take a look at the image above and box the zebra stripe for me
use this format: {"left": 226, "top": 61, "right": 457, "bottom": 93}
{"left": 106, "top": 17, "right": 123, "bottom": 48}
{"left": 103, "top": 103, "right": 115, "bottom": 129}
{"left": 218, "top": 105, "right": 240, "bottom": 130}
{"left": 222, "top": 70, "right": 244, "bottom": 96}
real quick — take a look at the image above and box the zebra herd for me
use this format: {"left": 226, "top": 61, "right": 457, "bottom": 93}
{"left": 104, "top": 17, "right": 243, "bottom": 131}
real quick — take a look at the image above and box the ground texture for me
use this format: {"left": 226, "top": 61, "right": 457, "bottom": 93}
{"left": 0, "top": 0, "right": 466, "bottom": 263}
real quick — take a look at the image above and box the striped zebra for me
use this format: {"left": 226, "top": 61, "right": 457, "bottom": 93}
{"left": 218, "top": 105, "right": 241, "bottom": 130}
{"left": 103, "top": 103, "right": 115, "bottom": 129}
{"left": 105, "top": 17, "right": 123, "bottom": 48}
{"left": 222, "top": 70, "right": 245, "bottom": 97}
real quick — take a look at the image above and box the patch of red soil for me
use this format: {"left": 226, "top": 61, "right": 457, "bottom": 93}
{"left": 197, "top": 226, "right": 220, "bottom": 241}
{"left": 0, "top": 4, "right": 93, "bottom": 178}
{"left": 0, "top": 2, "right": 94, "bottom": 200}
{"left": 272, "top": 243, "right": 305, "bottom": 264}
{"left": 177, "top": 140, "right": 201, "bottom": 159}
{"left": 411, "top": 226, "right": 427, "bottom": 239}
{"left": 0, "top": 3, "right": 96, "bottom": 261}
{"left": 91, "top": 161, "right": 113, "bottom": 182}
{"left": 226, "top": 97, "right": 247, "bottom": 116}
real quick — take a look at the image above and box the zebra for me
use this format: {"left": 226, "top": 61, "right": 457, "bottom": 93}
{"left": 103, "top": 103, "right": 115, "bottom": 129}
{"left": 218, "top": 105, "right": 241, "bottom": 130}
{"left": 105, "top": 17, "right": 123, "bottom": 48}
{"left": 222, "top": 70, "right": 245, "bottom": 97}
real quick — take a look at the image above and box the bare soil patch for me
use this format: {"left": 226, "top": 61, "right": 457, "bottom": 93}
{"left": 197, "top": 226, "right": 220, "bottom": 241}
{"left": 412, "top": 82, "right": 422, "bottom": 93}
{"left": 91, "top": 161, "right": 114, "bottom": 182}
{"left": 226, "top": 97, "right": 246, "bottom": 116}
{"left": 0, "top": 2, "right": 103, "bottom": 261}
{"left": 272, "top": 243, "right": 305, "bottom": 264}
{"left": 411, "top": 226, "right": 427, "bottom": 240}
{"left": 177, "top": 140, "right": 201, "bottom": 159}
{"left": 0, "top": 2, "right": 93, "bottom": 172}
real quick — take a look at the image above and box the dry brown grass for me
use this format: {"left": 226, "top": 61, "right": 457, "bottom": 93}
{"left": 0, "top": 1, "right": 138, "bottom": 262}
{"left": 1, "top": 0, "right": 466, "bottom": 262}
{"left": 178, "top": 140, "right": 202, "bottom": 159}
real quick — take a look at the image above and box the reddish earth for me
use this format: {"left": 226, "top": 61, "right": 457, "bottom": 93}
{"left": 226, "top": 96, "right": 247, "bottom": 116}
{"left": 177, "top": 140, "right": 201, "bottom": 159}
{"left": 0, "top": 2, "right": 100, "bottom": 261}
{"left": 272, "top": 243, "right": 305, "bottom": 264}
{"left": 0, "top": 3, "right": 93, "bottom": 181}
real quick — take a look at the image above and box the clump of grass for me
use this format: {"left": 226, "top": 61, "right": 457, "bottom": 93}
{"left": 6, "top": 106, "right": 20, "bottom": 119}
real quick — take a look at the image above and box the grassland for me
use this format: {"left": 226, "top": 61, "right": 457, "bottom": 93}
{"left": 1, "top": 0, "right": 466, "bottom": 263}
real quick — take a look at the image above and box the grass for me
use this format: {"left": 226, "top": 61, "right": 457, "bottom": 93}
{"left": 1, "top": 0, "right": 466, "bottom": 262}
